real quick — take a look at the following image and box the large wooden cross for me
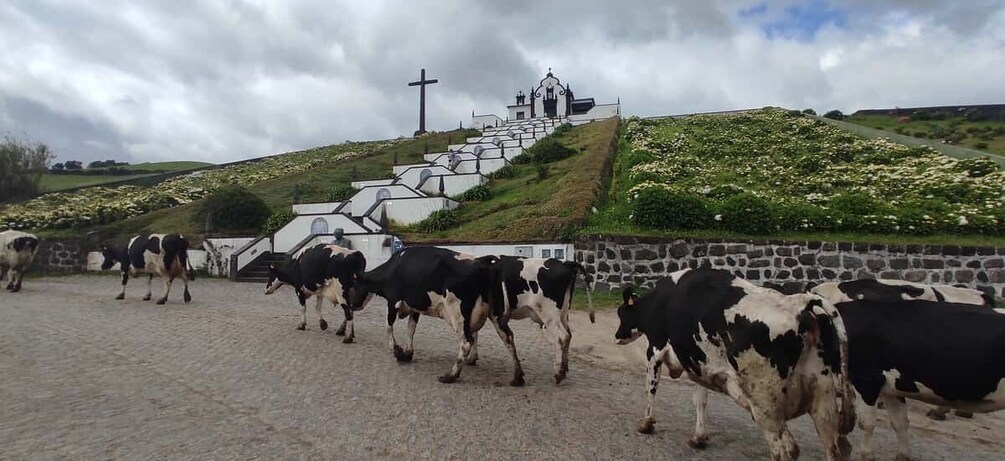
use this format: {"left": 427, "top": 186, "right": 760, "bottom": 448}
{"left": 408, "top": 68, "right": 438, "bottom": 136}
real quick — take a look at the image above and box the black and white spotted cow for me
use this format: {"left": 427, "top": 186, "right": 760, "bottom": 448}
{"left": 348, "top": 246, "right": 525, "bottom": 385}
{"left": 1, "top": 230, "right": 40, "bottom": 292}
{"left": 837, "top": 299, "right": 1005, "bottom": 461}
{"left": 810, "top": 279, "right": 994, "bottom": 308}
{"left": 615, "top": 268, "right": 855, "bottom": 461}
{"left": 492, "top": 256, "right": 595, "bottom": 384}
{"left": 811, "top": 278, "right": 1000, "bottom": 422}
{"left": 264, "top": 244, "right": 366, "bottom": 343}
{"left": 100, "top": 234, "right": 193, "bottom": 304}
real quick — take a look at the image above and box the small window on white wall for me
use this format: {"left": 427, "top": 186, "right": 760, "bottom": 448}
{"left": 541, "top": 249, "right": 551, "bottom": 258}
{"left": 554, "top": 249, "right": 565, "bottom": 260}
{"left": 516, "top": 111, "right": 525, "bottom": 120}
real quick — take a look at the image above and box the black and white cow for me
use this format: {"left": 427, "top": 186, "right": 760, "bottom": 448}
{"left": 615, "top": 268, "right": 855, "bottom": 461}
{"left": 264, "top": 244, "right": 366, "bottom": 343}
{"left": 837, "top": 299, "right": 1005, "bottom": 461}
{"left": 348, "top": 246, "right": 525, "bottom": 385}
{"left": 1, "top": 230, "right": 40, "bottom": 292}
{"left": 811, "top": 278, "right": 1000, "bottom": 421}
{"left": 811, "top": 279, "right": 994, "bottom": 308}
{"left": 100, "top": 233, "right": 193, "bottom": 304}
{"left": 492, "top": 256, "right": 594, "bottom": 384}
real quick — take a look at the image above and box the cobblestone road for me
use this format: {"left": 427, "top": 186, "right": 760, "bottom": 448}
{"left": 2, "top": 276, "right": 1002, "bottom": 459}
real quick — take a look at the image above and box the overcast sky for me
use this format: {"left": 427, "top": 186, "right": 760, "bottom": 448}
{"left": 1, "top": 0, "right": 1003, "bottom": 164}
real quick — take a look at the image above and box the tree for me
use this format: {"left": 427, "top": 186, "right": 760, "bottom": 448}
{"left": 64, "top": 160, "right": 83, "bottom": 170}
{"left": 0, "top": 135, "right": 54, "bottom": 202}
{"left": 802, "top": 108, "right": 817, "bottom": 115}
{"left": 192, "top": 185, "right": 271, "bottom": 232}
{"left": 51, "top": 162, "right": 65, "bottom": 171}
{"left": 823, "top": 110, "right": 844, "bottom": 120}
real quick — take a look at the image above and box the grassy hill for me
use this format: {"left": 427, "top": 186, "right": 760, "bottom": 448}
{"left": 401, "top": 118, "right": 619, "bottom": 243}
{"left": 844, "top": 111, "right": 1005, "bottom": 158}
{"left": 39, "top": 161, "right": 213, "bottom": 192}
{"left": 586, "top": 108, "right": 1005, "bottom": 246}
{"left": 41, "top": 130, "right": 476, "bottom": 242}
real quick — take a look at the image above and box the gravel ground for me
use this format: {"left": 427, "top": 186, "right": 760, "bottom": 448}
{"left": 1, "top": 275, "right": 1002, "bottom": 459}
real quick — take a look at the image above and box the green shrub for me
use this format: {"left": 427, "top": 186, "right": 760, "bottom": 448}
{"left": 823, "top": 110, "right": 844, "bottom": 120}
{"left": 536, "top": 164, "right": 550, "bottom": 181}
{"left": 193, "top": 185, "right": 271, "bottom": 231}
{"left": 802, "top": 108, "right": 817, "bottom": 115}
{"left": 326, "top": 184, "right": 356, "bottom": 202}
{"left": 263, "top": 210, "right": 297, "bottom": 235}
{"left": 828, "top": 192, "right": 886, "bottom": 217}
{"left": 526, "top": 137, "right": 577, "bottom": 163}
{"left": 415, "top": 209, "right": 457, "bottom": 233}
{"left": 488, "top": 164, "right": 516, "bottom": 179}
{"left": 975, "top": 142, "right": 990, "bottom": 150}
{"left": 552, "top": 123, "right": 573, "bottom": 136}
{"left": 632, "top": 188, "right": 712, "bottom": 230}
{"left": 773, "top": 203, "right": 838, "bottom": 232}
{"left": 955, "top": 157, "right": 998, "bottom": 178}
{"left": 704, "top": 184, "right": 746, "bottom": 200}
{"left": 717, "top": 193, "right": 773, "bottom": 234}
{"left": 511, "top": 154, "right": 532, "bottom": 165}
{"left": 912, "top": 131, "right": 927, "bottom": 139}
{"left": 457, "top": 184, "right": 492, "bottom": 201}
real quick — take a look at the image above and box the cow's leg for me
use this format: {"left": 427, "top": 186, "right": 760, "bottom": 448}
{"left": 807, "top": 382, "right": 844, "bottom": 461}
{"left": 143, "top": 274, "right": 153, "bottom": 301}
{"left": 1, "top": 265, "right": 9, "bottom": 290}
{"left": 156, "top": 276, "right": 173, "bottom": 305}
{"left": 116, "top": 271, "right": 129, "bottom": 299}
{"left": 748, "top": 405, "right": 799, "bottom": 461}
{"left": 883, "top": 396, "right": 912, "bottom": 461}
{"left": 689, "top": 388, "right": 710, "bottom": 448}
{"left": 855, "top": 396, "right": 880, "bottom": 461}
{"left": 396, "top": 312, "right": 418, "bottom": 361}
{"left": 636, "top": 351, "right": 663, "bottom": 434}
{"left": 438, "top": 299, "right": 472, "bottom": 384}
{"left": 315, "top": 296, "right": 328, "bottom": 331}
{"left": 335, "top": 302, "right": 348, "bottom": 336}
{"left": 296, "top": 297, "right": 307, "bottom": 330}
{"left": 388, "top": 303, "right": 408, "bottom": 361}
{"left": 464, "top": 330, "right": 479, "bottom": 365}
{"left": 489, "top": 317, "right": 525, "bottom": 387}
{"left": 549, "top": 316, "right": 572, "bottom": 384}
{"left": 9, "top": 268, "right": 21, "bottom": 292}
{"left": 339, "top": 304, "right": 355, "bottom": 344}
{"left": 954, "top": 410, "right": 974, "bottom": 418}
{"left": 181, "top": 272, "right": 191, "bottom": 303}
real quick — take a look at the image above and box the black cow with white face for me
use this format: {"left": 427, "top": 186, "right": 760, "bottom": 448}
{"left": 615, "top": 268, "right": 854, "bottom": 461}
{"left": 100, "top": 233, "right": 193, "bottom": 304}
{"left": 837, "top": 299, "right": 1005, "bottom": 460}
{"left": 1, "top": 230, "right": 40, "bottom": 292}
{"left": 348, "top": 246, "right": 524, "bottom": 385}
{"left": 492, "top": 256, "right": 594, "bottom": 384}
{"left": 264, "top": 244, "right": 366, "bottom": 342}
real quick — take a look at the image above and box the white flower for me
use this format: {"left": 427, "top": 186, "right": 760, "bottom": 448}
{"left": 714, "top": 214, "right": 723, "bottom": 221}
{"left": 958, "top": 216, "right": 968, "bottom": 226}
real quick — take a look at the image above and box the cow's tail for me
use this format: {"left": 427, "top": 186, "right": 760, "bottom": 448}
{"left": 179, "top": 238, "right": 194, "bottom": 281}
{"left": 565, "top": 261, "right": 595, "bottom": 324}
{"left": 801, "top": 296, "right": 856, "bottom": 435}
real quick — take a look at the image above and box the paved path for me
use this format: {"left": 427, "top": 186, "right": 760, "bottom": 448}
{"left": 1, "top": 276, "right": 1002, "bottom": 459}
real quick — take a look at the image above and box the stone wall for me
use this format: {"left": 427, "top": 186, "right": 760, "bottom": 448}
{"left": 32, "top": 238, "right": 90, "bottom": 273}
{"left": 574, "top": 236, "right": 1005, "bottom": 299}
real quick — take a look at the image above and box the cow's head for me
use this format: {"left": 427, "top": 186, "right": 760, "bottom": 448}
{"left": 615, "top": 286, "right": 644, "bottom": 345}
{"left": 99, "top": 243, "right": 119, "bottom": 270}
{"left": 347, "top": 270, "right": 376, "bottom": 311}
{"left": 331, "top": 252, "right": 368, "bottom": 311}
{"left": 265, "top": 262, "right": 294, "bottom": 295}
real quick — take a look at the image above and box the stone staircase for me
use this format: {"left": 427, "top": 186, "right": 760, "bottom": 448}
{"left": 235, "top": 251, "right": 288, "bottom": 283}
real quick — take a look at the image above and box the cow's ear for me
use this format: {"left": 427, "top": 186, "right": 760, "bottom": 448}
{"left": 622, "top": 286, "right": 637, "bottom": 307}
{"left": 100, "top": 244, "right": 108, "bottom": 251}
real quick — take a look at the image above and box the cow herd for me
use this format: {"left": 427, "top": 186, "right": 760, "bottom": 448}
{"left": 3, "top": 230, "right": 1004, "bottom": 460}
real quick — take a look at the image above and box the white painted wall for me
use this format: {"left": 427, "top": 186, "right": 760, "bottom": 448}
{"left": 203, "top": 237, "right": 257, "bottom": 276}
{"left": 372, "top": 197, "right": 459, "bottom": 226}
{"left": 273, "top": 214, "right": 369, "bottom": 252}
{"left": 453, "top": 158, "right": 506, "bottom": 175}
{"left": 569, "top": 103, "right": 620, "bottom": 123}
{"left": 418, "top": 174, "right": 486, "bottom": 196}
{"left": 435, "top": 243, "right": 573, "bottom": 260}
{"left": 507, "top": 104, "right": 532, "bottom": 121}
{"left": 351, "top": 185, "right": 421, "bottom": 217}
{"left": 351, "top": 178, "right": 395, "bottom": 189}
{"left": 472, "top": 114, "right": 504, "bottom": 130}
{"left": 292, "top": 202, "right": 341, "bottom": 214}
{"left": 392, "top": 163, "right": 432, "bottom": 176}
{"left": 427, "top": 152, "right": 477, "bottom": 166}
{"left": 397, "top": 165, "right": 453, "bottom": 189}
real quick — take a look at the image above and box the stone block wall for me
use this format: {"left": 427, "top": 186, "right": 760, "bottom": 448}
{"left": 32, "top": 238, "right": 90, "bottom": 273}
{"left": 574, "top": 236, "right": 1005, "bottom": 299}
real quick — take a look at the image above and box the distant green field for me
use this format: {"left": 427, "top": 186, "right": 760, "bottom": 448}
{"left": 39, "top": 161, "right": 213, "bottom": 192}
{"left": 845, "top": 113, "right": 1005, "bottom": 157}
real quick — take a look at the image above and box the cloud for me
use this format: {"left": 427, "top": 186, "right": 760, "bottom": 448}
{"left": 0, "top": 0, "right": 1002, "bottom": 164}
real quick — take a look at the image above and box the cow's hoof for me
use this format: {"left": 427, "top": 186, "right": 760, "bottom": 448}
{"left": 955, "top": 410, "right": 974, "bottom": 418}
{"left": 926, "top": 408, "right": 948, "bottom": 421}
{"left": 155, "top": 298, "right": 166, "bottom": 305}
{"left": 636, "top": 417, "right": 656, "bottom": 434}
{"left": 464, "top": 356, "right": 478, "bottom": 366}
{"left": 319, "top": 319, "right": 328, "bottom": 331}
{"left": 183, "top": 292, "right": 192, "bottom": 303}
{"left": 510, "top": 374, "right": 525, "bottom": 387}
{"left": 296, "top": 323, "right": 307, "bottom": 331}
{"left": 142, "top": 294, "right": 152, "bottom": 301}
{"left": 11, "top": 285, "right": 21, "bottom": 293}
{"left": 334, "top": 326, "right": 346, "bottom": 336}
{"left": 554, "top": 371, "right": 567, "bottom": 385}
{"left": 687, "top": 435, "right": 709, "bottom": 449}
{"left": 342, "top": 335, "right": 354, "bottom": 344}
{"left": 5, "top": 283, "right": 13, "bottom": 291}
{"left": 115, "top": 293, "right": 125, "bottom": 300}
{"left": 438, "top": 373, "right": 458, "bottom": 384}
{"left": 393, "top": 346, "right": 413, "bottom": 362}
